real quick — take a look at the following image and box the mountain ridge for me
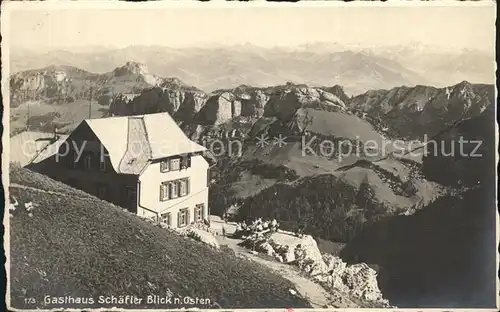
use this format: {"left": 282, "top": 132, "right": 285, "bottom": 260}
{"left": 12, "top": 44, "right": 492, "bottom": 96}
{"left": 9, "top": 61, "right": 494, "bottom": 143}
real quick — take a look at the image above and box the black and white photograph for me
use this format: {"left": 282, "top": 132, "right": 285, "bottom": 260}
{"left": 2, "top": 1, "right": 498, "bottom": 310}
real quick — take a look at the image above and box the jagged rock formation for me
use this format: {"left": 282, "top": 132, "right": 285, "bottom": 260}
{"left": 111, "top": 82, "right": 350, "bottom": 125}
{"left": 262, "top": 84, "right": 348, "bottom": 120}
{"left": 9, "top": 62, "right": 180, "bottom": 109}
{"left": 110, "top": 83, "right": 207, "bottom": 120}
{"left": 108, "top": 82, "right": 352, "bottom": 145}
{"left": 9, "top": 62, "right": 204, "bottom": 135}
{"left": 9, "top": 65, "right": 101, "bottom": 107}
{"left": 240, "top": 233, "right": 389, "bottom": 307}
{"left": 350, "top": 81, "right": 494, "bottom": 139}
{"left": 111, "top": 61, "right": 160, "bottom": 85}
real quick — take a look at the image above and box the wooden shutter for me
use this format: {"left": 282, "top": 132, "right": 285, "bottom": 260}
{"left": 179, "top": 180, "right": 185, "bottom": 197}
{"left": 186, "top": 208, "right": 190, "bottom": 225}
{"left": 161, "top": 161, "right": 170, "bottom": 172}
{"left": 186, "top": 179, "right": 190, "bottom": 195}
{"left": 160, "top": 183, "right": 169, "bottom": 201}
{"left": 177, "top": 211, "right": 181, "bottom": 227}
{"left": 170, "top": 182, "right": 178, "bottom": 199}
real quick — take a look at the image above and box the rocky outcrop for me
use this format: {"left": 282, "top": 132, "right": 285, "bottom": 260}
{"left": 195, "top": 83, "right": 350, "bottom": 126}
{"left": 9, "top": 62, "right": 168, "bottom": 108}
{"left": 176, "top": 224, "right": 220, "bottom": 249}
{"left": 263, "top": 84, "right": 348, "bottom": 120}
{"left": 195, "top": 92, "right": 239, "bottom": 125}
{"left": 9, "top": 65, "right": 100, "bottom": 107}
{"left": 350, "top": 81, "right": 494, "bottom": 139}
{"left": 240, "top": 233, "right": 389, "bottom": 307}
{"left": 112, "top": 61, "right": 159, "bottom": 85}
{"left": 110, "top": 86, "right": 207, "bottom": 119}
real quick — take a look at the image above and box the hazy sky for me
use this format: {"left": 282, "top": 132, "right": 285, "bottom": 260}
{"left": 4, "top": 2, "right": 496, "bottom": 52}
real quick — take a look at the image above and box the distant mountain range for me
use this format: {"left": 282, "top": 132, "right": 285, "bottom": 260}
{"left": 9, "top": 61, "right": 494, "bottom": 141}
{"left": 10, "top": 43, "right": 494, "bottom": 96}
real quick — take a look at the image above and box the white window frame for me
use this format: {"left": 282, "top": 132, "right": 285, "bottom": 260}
{"left": 161, "top": 178, "right": 190, "bottom": 201}
{"left": 178, "top": 208, "right": 189, "bottom": 227}
{"left": 179, "top": 179, "right": 188, "bottom": 197}
{"left": 160, "top": 160, "right": 170, "bottom": 172}
{"left": 161, "top": 212, "right": 171, "bottom": 226}
{"left": 170, "top": 158, "right": 181, "bottom": 171}
{"left": 170, "top": 182, "right": 178, "bottom": 199}
{"left": 194, "top": 204, "right": 204, "bottom": 222}
{"left": 181, "top": 155, "right": 191, "bottom": 170}
{"left": 160, "top": 183, "right": 170, "bottom": 201}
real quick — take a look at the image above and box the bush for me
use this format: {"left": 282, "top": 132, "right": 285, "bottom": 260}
{"left": 186, "top": 229, "right": 203, "bottom": 242}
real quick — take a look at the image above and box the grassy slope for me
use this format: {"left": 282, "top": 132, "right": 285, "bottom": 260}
{"left": 8, "top": 167, "right": 309, "bottom": 309}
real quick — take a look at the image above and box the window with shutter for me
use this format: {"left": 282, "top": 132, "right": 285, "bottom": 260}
{"left": 178, "top": 208, "right": 189, "bottom": 227}
{"left": 181, "top": 155, "right": 192, "bottom": 169}
{"left": 161, "top": 212, "right": 171, "bottom": 226}
{"left": 170, "top": 158, "right": 181, "bottom": 171}
{"left": 179, "top": 179, "right": 189, "bottom": 197}
{"left": 170, "top": 182, "right": 178, "bottom": 199}
{"left": 194, "top": 204, "right": 204, "bottom": 222}
{"left": 160, "top": 160, "right": 169, "bottom": 172}
{"left": 160, "top": 183, "right": 169, "bottom": 201}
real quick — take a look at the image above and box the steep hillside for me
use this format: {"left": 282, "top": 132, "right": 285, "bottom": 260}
{"left": 339, "top": 110, "right": 497, "bottom": 308}
{"left": 8, "top": 167, "right": 310, "bottom": 310}
{"left": 350, "top": 81, "right": 494, "bottom": 139}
